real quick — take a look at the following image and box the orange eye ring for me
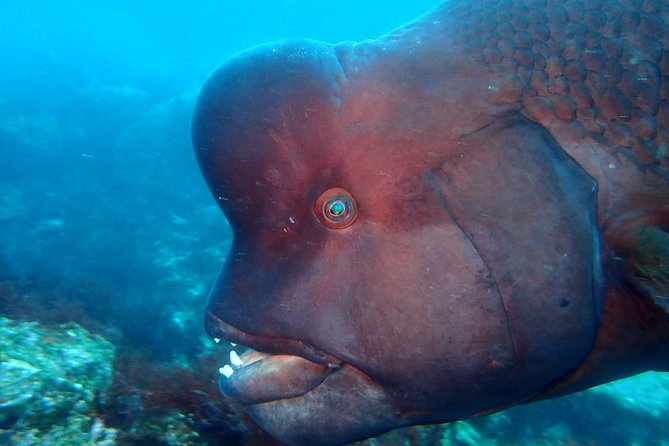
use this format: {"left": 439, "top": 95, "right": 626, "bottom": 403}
{"left": 314, "top": 187, "right": 358, "bottom": 229}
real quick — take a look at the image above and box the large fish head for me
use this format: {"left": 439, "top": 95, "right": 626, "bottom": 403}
{"left": 192, "top": 38, "right": 601, "bottom": 445}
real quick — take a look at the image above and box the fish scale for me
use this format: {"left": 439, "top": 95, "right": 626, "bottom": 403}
{"left": 435, "top": 0, "right": 669, "bottom": 176}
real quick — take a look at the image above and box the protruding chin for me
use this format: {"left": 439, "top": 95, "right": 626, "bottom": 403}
{"left": 244, "top": 364, "right": 401, "bottom": 446}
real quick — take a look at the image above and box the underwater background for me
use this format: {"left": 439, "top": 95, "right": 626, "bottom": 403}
{"left": 1, "top": 0, "right": 668, "bottom": 445}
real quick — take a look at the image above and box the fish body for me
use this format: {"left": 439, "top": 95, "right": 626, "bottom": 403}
{"left": 192, "top": 1, "right": 669, "bottom": 444}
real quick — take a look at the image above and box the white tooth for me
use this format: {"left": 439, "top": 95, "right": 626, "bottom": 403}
{"left": 230, "top": 342, "right": 237, "bottom": 347}
{"left": 214, "top": 338, "right": 221, "bottom": 343}
{"left": 230, "top": 350, "right": 243, "bottom": 367}
{"left": 219, "top": 365, "right": 234, "bottom": 378}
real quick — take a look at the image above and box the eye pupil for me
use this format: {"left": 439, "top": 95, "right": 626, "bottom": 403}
{"left": 329, "top": 201, "right": 345, "bottom": 216}
{"left": 324, "top": 198, "right": 349, "bottom": 220}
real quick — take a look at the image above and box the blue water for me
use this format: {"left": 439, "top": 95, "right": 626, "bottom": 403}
{"left": 0, "top": 1, "right": 668, "bottom": 445}
{"left": 0, "top": 0, "right": 436, "bottom": 312}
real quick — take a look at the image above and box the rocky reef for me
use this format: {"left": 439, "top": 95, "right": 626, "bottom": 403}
{"left": 0, "top": 317, "right": 116, "bottom": 444}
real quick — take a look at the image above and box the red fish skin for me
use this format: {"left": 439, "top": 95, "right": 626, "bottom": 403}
{"left": 192, "top": 0, "right": 669, "bottom": 444}
{"left": 383, "top": 0, "right": 669, "bottom": 390}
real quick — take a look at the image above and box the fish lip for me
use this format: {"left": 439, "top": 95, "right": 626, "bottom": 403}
{"left": 223, "top": 353, "right": 338, "bottom": 405}
{"left": 205, "top": 309, "right": 344, "bottom": 368}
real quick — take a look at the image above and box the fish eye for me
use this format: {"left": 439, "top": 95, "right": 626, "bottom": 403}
{"left": 315, "top": 187, "right": 358, "bottom": 229}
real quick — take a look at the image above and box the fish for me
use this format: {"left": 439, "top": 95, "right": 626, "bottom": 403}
{"left": 191, "top": 0, "right": 669, "bottom": 444}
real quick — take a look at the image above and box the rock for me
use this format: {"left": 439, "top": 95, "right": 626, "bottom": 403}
{"left": 0, "top": 317, "right": 117, "bottom": 444}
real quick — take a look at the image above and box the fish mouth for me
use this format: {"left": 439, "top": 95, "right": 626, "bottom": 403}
{"left": 205, "top": 310, "right": 347, "bottom": 405}
{"left": 205, "top": 310, "right": 402, "bottom": 445}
